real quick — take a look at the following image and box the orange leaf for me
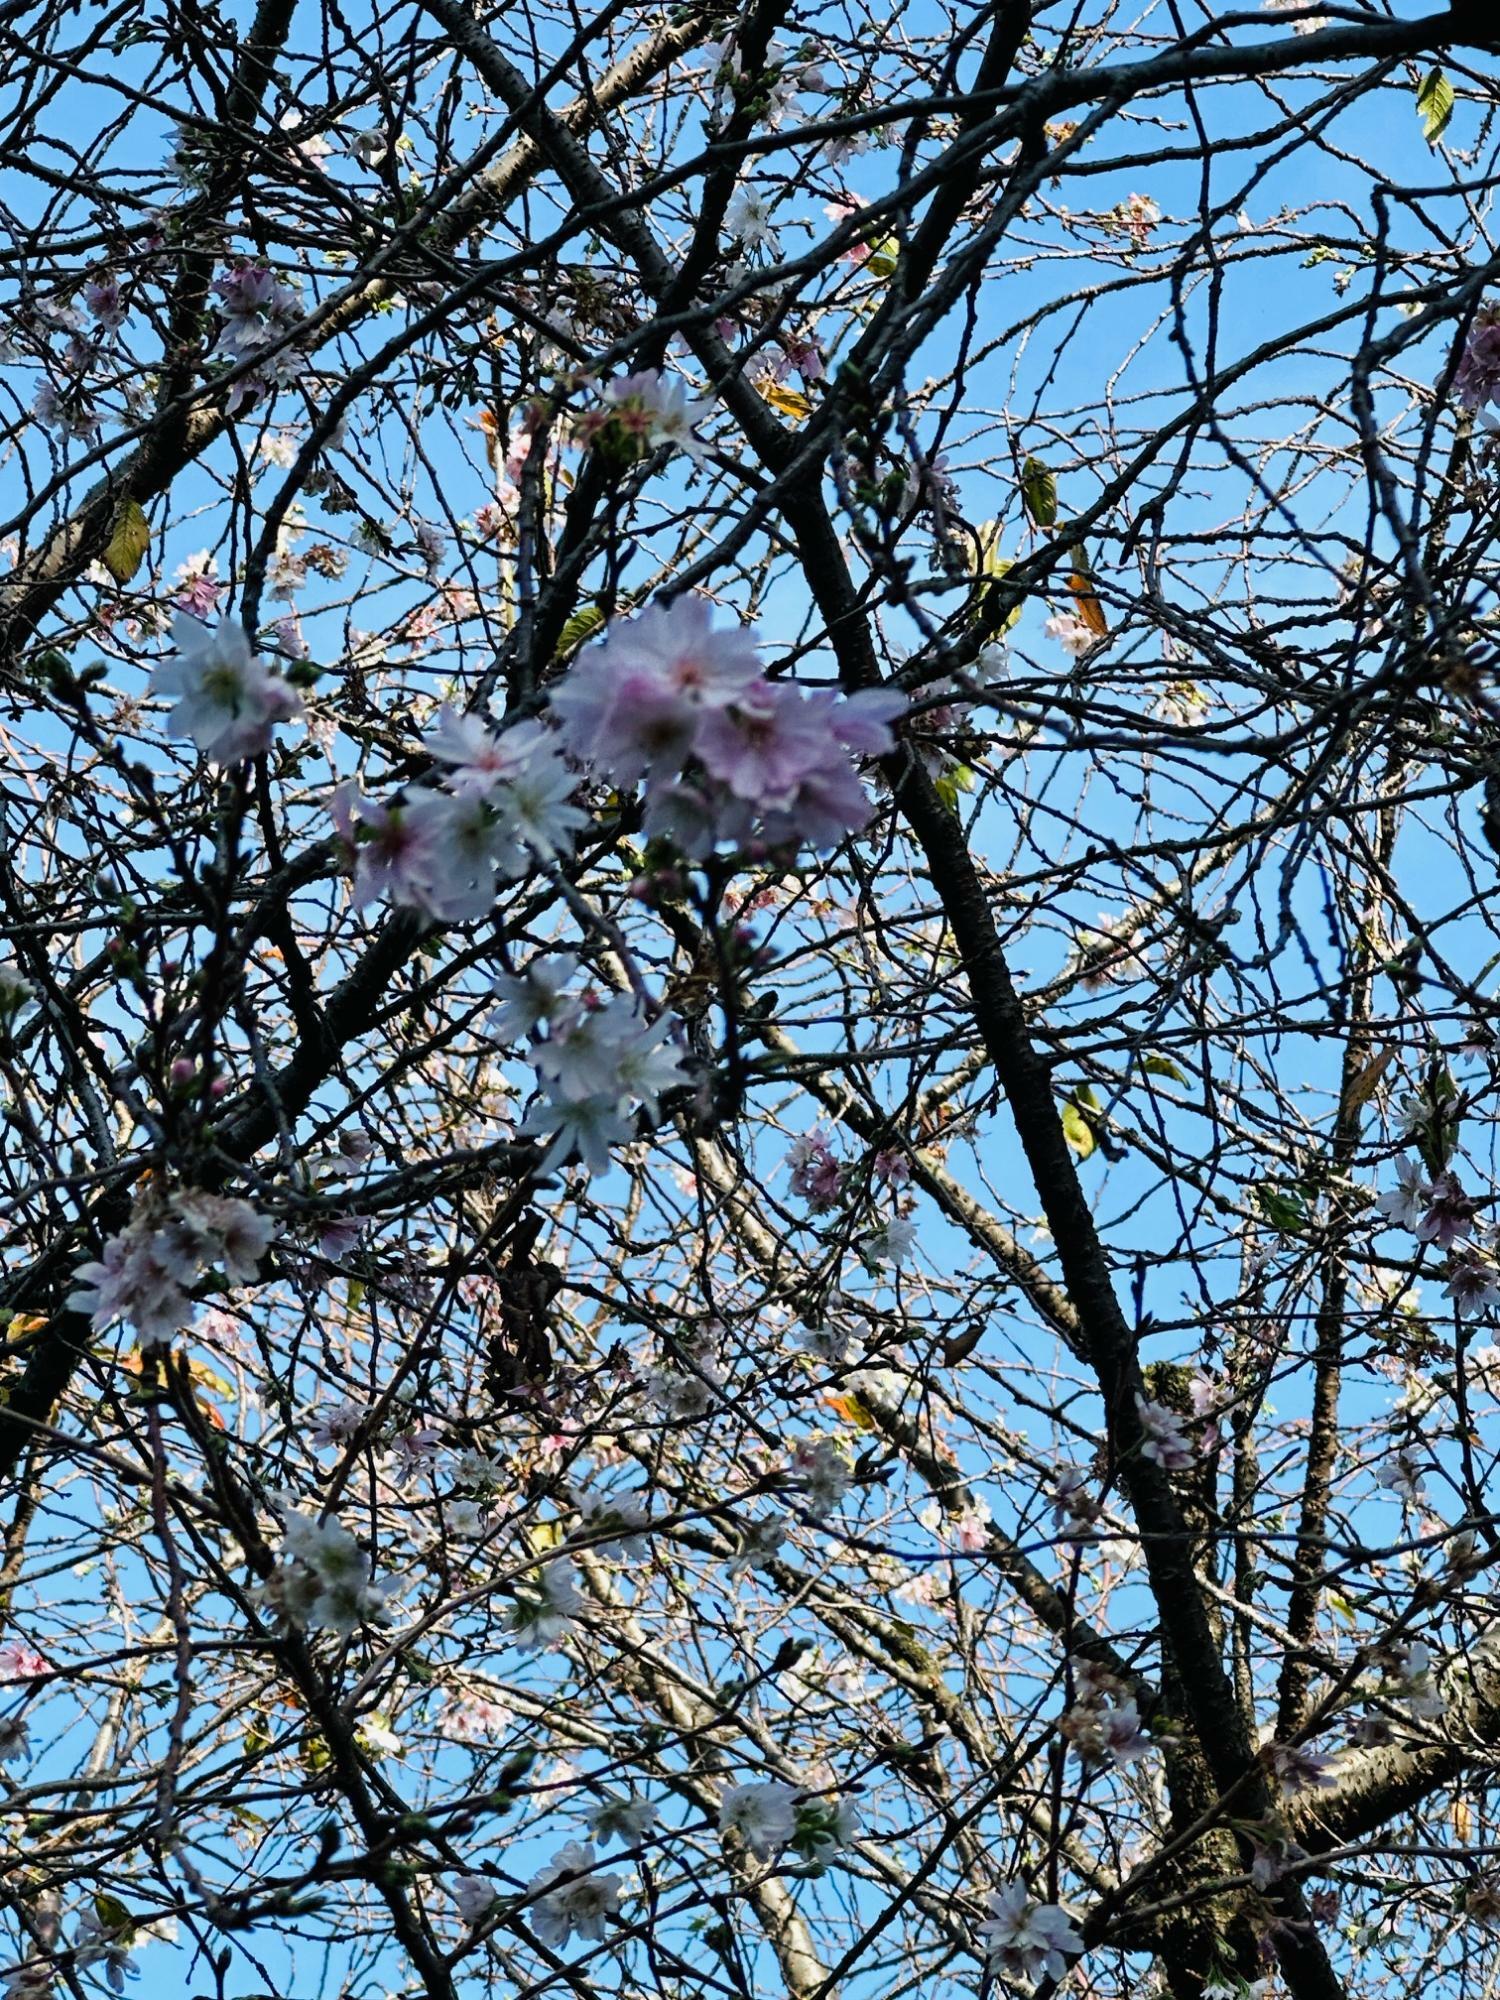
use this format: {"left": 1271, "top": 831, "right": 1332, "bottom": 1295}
{"left": 824, "top": 1391, "right": 878, "bottom": 1432}
{"left": 1068, "top": 544, "right": 1110, "bottom": 637}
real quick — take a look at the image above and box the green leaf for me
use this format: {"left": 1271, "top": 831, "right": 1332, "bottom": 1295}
{"left": 93, "top": 1893, "right": 134, "bottom": 1941}
{"left": 102, "top": 499, "right": 150, "bottom": 584}
{"left": 1142, "top": 1054, "right": 1188, "bottom": 1083}
{"left": 1417, "top": 69, "right": 1454, "bottom": 147}
{"left": 1255, "top": 1183, "right": 1307, "bottom": 1233}
{"left": 554, "top": 603, "right": 605, "bottom": 662}
{"left": 1020, "top": 455, "right": 1058, "bottom": 528}
{"left": 933, "top": 762, "right": 976, "bottom": 812}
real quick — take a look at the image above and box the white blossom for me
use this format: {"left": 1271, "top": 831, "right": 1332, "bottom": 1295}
{"left": 976, "top": 1882, "right": 1083, "bottom": 1986}
{"left": 525, "top": 1842, "right": 623, "bottom": 1947}
{"left": 719, "top": 1780, "right": 800, "bottom": 1858}
{"left": 154, "top": 614, "right": 304, "bottom": 765}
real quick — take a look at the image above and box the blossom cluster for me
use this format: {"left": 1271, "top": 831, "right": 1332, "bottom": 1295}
{"left": 334, "top": 712, "right": 584, "bottom": 923}
{"left": 69, "top": 1188, "right": 274, "bottom": 1346}
{"left": 324, "top": 594, "right": 899, "bottom": 924}
{"left": 1455, "top": 305, "right": 1500, "bottom": 413}
{"left": 1375, "top": 1154, "right": 1500, "bottom": 1316}
{"left": 501, "top": 975, "right": 691, "bottom": 1175}
{"left": 578, "top": 369, "right": 712, "bottom": 465}
{"left": 1060, "top": 1661, "right": 1153, "bottom": 1770}
{"left": 1134, "top": 1394, "right": 1195, "bottom": 1471}
{"left": 976, "top": 1881, "right": 1084, "bottom": 1986}
{"left": 523, "top": 1842, "right": 624, "bottom": 1946}
{"left": 213, "top": 259, "right": 303, "bottom": 411}
{"left": 265, "top": 1501, "right": 389, "bottom": 1635}
{"left": 718, "top": 1779, "right": 858, "bottom": 1862}
{"left": 552, "top": 596, "right": 904, "bottom": 857}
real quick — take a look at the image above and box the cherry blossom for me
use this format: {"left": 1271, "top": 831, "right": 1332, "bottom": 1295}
{"left": 69, "top": 1190, "right": 273, "bottom": 1346}
{"left": 0, "top": 1641, "right": 48, "bottom": 1683}
{"left": 590, "top": 369, "right": 713, "bottom": 464}
{"left": 154, "top": 614, "right": 305, "bottom": 766}
{"left": 1456, "top": 309, "right": 1500, "bottom": 409}
{"left": 719, "top": 1779, "right": 800, "bottom": 1858}
{"left": 585, "top": 1794, "right": 659, "bottom": 1843}
{"left": 1267, "top": 1740, "right": 1340, "bottom": 1795}
{"left": 976, "top": 1882, "right": 1084, "bottom": 1986}
{"left": 1044, "top": 611, "right": 1098, "bottom": 657}
{"left": 266, "top": 1501, "right": 389, "bottom": 1635}
{"left": 525, "top": 1843, "right": 624, "bottom": 1947}
{"left": 1134, "top": 1395, "right": 1196, "bottom": 1471}
{"left": 450, "top": 1875, "right": 498, "bottom": 1927}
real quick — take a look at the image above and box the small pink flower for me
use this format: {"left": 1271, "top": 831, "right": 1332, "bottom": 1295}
{"left": 0, "top": 1639, "right": 49, "bottom": 1681}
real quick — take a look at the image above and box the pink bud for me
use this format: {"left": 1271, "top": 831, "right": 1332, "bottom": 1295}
{"left": 169, "top": 1057, "right": 196, "bottom": 1086}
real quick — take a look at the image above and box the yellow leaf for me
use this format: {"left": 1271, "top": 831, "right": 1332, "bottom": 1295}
{"left": 969, "top": 520, "right": 1024, "bottom": 637}
{"left": 184, "top": 1356, "right": 236, "bottom": 1399}
{"left": 5, "top": 1313, "right": 46, "bottom": 1346}
{"left": 759, "top": 380, "right": 814, "bottom": 423}
{"left": 1342, "top": 1045, "right": 1394, "bottom": 1116}
{"left": 1061, "top": 1096, "right": 1097, "bottom": 1160}
{"left": 102, "top": 499, "right": 150, "bottom": 585}
{"left": 1142, "top": 1054, "right": 1188, "bottom": 1084}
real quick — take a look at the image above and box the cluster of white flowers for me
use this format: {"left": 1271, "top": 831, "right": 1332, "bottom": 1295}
{"left": 69, "top": 1188, "right": 274, "bottom": 1346}
{"left": 551, "top": 596, "right": 903, "bottom": 858}
{"left": 1050, "top": 1462, "right": 1099, "bottom": 1536}
{"left": 450, "top": 1873, "right": 499, "bottom": 1928}
{"left": 212, "top": 259, "right": 303, "bottom": 410}
{"left": 586, "top": 1792, "right": 659, "bottom": 1844}
{"left": 1385, "top": 1639, "right": 1445, "bottom": 1720}
{"left": 1374, "top": 1154, "right": 1500, "bottom": 1317}
{"left": 569, "top": 1487, "right": 650, "bottom": 1559}
{"left": 575, "top": 368, "right": 713, "bottom": 464}
{"left": 304, "top": 595, "right": 901, "bottom": 1179}
{"left": 725, "top": 1512, "right": 788, "bottom": 1576}
{"left": 976, "top": 1881, "right": 1084, "bottom": 1986}
{"left": 334, "top": 710, "right": 585, "bottom": 924}
{"left": 1059, "top": 1661, "right": 1153, "bottom": 1769}
{"left": 154, "top": 613, "right": 306, "bottom": 766}
{"left": 1375, "top": 1444, "right": 1428, "bottom": 1504}
{"left": 264, "top": 1501, "right": 389, "bottom": 1635}
{"left": 524, "top": 1841, "right": 624, "bottom": 1946}
{"left": 861, "top": 1214, "right": 917, "bottom": 1266}
{"left": 1044, "top": 610, "right": 1099, "bottom": 658}
{"left": 510, "top": 981, "right": 691, "bottom": 1176}
{"left": 440, "top": 1692, "right": 513, "bottom": 1743}
{"left": 788, "top": 1436, "right": 853, "bottom": 1517}
{"left": 1134, "top": 1394, "right": 1196, "bottom": 1471}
